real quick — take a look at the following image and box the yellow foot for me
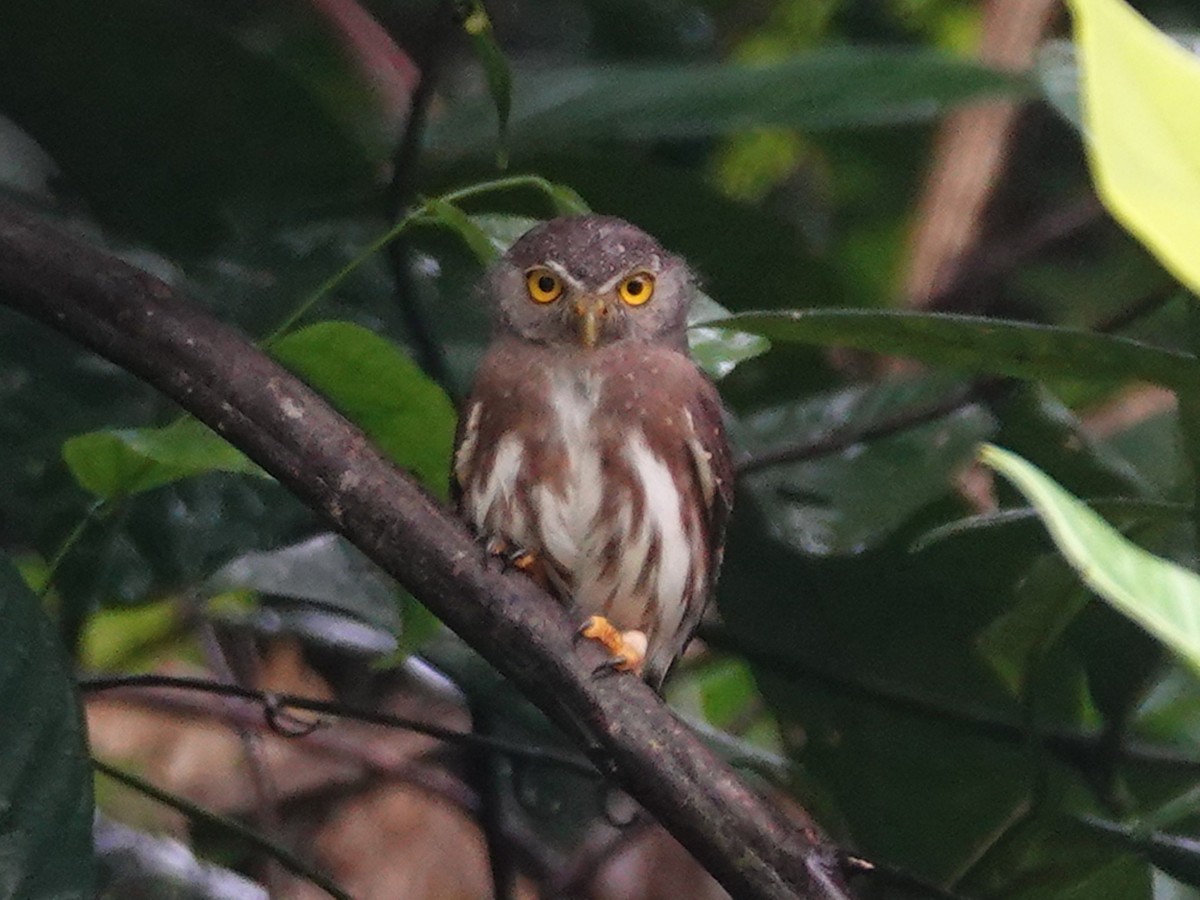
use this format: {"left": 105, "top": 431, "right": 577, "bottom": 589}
{"left": 485, "top": 537, "right": 536, "bottom": 570}
{"left": 578, "top": 616, "right": 648, "bottom": 674}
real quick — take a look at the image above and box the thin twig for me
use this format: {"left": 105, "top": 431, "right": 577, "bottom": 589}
{"left": 196, "top": 622, "right": 287, "bottom": 896}
{"left": 736, "top": 386, "right": 977, "bottom": 475}
{"left": 544, "top": 814, "right": 655, "bottom": 896}
{"left": 386, "top": 0, "right": 454, "bottom": 220}
{"left": 94, "top": 759, "right": 352, "bottom": 900}
{"left": 81, "top": 673, "right": 600, "bottom": 778}
{"left": 701, "top": 627, "right": 1200, "bottom": 774}
{"left": 469, "top": 702, "right": 520, "bottom": 900}
{"left": 91, "top": 682, "right": 481, "bottom": 812}
{"left": 383, "top": 0, "right": 457, "bottom": 390}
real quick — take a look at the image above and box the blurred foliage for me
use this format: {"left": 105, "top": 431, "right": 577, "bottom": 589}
{"left": 1, "top": 0, "right": 1200, "bottom": 897}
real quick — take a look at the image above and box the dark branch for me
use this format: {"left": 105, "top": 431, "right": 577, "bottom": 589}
{"left": 381, "top": 1, "right": 458, "bottom": 392}
{"left": 736, "top": 387, "right": 977, "bottom": 476}
{"left": 702, "top": 627, "right": 1200, "bottom": 775}
{"left": 0, "top": 201, "right": 849, "bottom": 900}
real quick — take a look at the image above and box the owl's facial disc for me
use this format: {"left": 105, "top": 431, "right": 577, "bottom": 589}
{"left": 494, "top": 216, "right": 691, "bottom": 351}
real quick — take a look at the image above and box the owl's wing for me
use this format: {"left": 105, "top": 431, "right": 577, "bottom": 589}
{"left": 448, "top": 398, "right": 476, "bottom": 515}
{"left": 643, "top": 362, "right": 734, "bottom": 690}
{"left": 685, "top": 376, "right": 735, "bottom": 566}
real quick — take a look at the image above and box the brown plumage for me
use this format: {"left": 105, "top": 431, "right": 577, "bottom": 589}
{"left": 452, "top": 216, "right": 732, "bottom": 690}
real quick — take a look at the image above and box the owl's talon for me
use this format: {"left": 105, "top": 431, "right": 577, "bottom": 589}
{"left": 484, "top": 537, "right": 537, "bottom": 572}
{"left": 509, "top": 549, "right": 537, "bottom": 572}
{"left": 578, "top": 616, "right": 646, "bottom": 675}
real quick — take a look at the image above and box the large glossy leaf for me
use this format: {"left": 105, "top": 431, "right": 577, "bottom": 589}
{"left": 687, "top": 293, "right": 770, "bottom": 381}
{"left": 209, "top": 533, "right": 399, "bottom": 654}
{"left": 718, "top": 514, "right": 1035, "bottom": 880}
{"left": 736, "top": 375, "right": 993, "bottom": 555}
{"left": 52, "top": 475, "right": 314, "bottom": 618}
{"left": 271, "top": 322, "right": 457, "bottom": 497}
{"left": 431, "top": 49, "right": 1028, "bottom": 154}
{"left": 982, "top": 444, "right": 1200, "bottom": 678}
{"left": 62, "top": 418, "right": 265, "bottom": 501}
{"left": 1068, "top": 0, "right": 1200, "bottom": 295}
{"left": 720, "top": 309, "right": 1199, "bottom": 391}
{"left": 0, "top": 555, "right": 93, "bottom": 898}
{"left": 0, "top": 309, "right": 158, "bottom": 544}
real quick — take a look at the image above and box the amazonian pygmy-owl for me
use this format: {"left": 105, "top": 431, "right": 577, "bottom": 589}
{"left": 452, "top": 216, "right": 733, "bottom": 690}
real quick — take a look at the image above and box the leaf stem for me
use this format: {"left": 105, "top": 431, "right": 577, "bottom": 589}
{"left": 37, "top": 499, "right": 108, "bottom": 600}
{"left": 1180, "top": 299, "right": 1200, "bottom": 544}
{"left": 80, "top": 673, "right": 599, "bottom": 777}
{"left": 262, "top": 175, "right": 584, "bottom": 346}
{"left": 94, "top": 759, "right": 352, "bottom": 900}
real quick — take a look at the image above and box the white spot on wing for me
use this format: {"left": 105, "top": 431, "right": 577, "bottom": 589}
{"left": 454, "top": 403, "right": 483, "bottom": 486}
{"left": 624, "top": 430, "right": 692, "bottom": 641}
{"left": 469, "top": 433, "right": 524, "bottom": 533}
{"left": 683, "top": 408, "right": 716, "bottom": 507}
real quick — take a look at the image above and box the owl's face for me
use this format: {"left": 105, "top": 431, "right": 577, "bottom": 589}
{"left": 483, "top": 216, "right": 694, "bottom": 352}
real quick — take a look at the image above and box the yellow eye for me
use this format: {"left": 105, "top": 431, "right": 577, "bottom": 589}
{"left": 618, "top": 272, "right": 655, "bottom": 306}
{"left": 526, "top": 269, "right": 563, "bottom": 304}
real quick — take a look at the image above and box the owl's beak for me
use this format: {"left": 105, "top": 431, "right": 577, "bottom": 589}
{"left": 574, "top": 297, "right": 607, "bottom": 348}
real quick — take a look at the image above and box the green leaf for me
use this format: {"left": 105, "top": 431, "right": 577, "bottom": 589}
{"left": 981, "top": 444, "right": 1200, "bottom": 678}
{"left": 432, "top": 49, "right": 1028, "bottom": 154}
{"left": 687, "top": 293, "right": 771, "bottom": 380}
{"left": 209, "top": 532, "right": 400, "bottom": 653}
{"left": 271, "top": 322, "right": 456, "bottom": 498}
{"left": 1078, "top": 817, "right": 1200, "bottom": 891}
{"left": 736, "top": 376, "right": 993, "bottom": 555}
{"left": 976, "top": 553, "right": 1093, "bottom": 696}
{"left": 719, "top": 309, "right": 1199, "bottom": 391}
{"left": 470, "top": 212, "right": 540, "bottom": 254}
{"left": 426, "top": 199, "right": 501, "bottom": 264}
{"left": 79, "top": 599, "right": 187, "bottom": 673}
{"left": 62, "top": 417, "right": 266, "bottom": 500}
{"left": 1068, "top": 0, "right": 1200, "bottom": 296}
{"left": 0, "top": 555, "right": 94, "bottom": 898}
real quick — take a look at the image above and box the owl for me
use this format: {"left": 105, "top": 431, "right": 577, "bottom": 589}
{"left": 452, "top": 216, "right": 733, "bottom": 690}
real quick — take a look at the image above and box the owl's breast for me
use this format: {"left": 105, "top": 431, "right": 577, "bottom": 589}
{"left": 456, "top": 356, "right": 707, "bottom": 665}
{"left": 456, "top": 368, "right": 607, "bottom": 582}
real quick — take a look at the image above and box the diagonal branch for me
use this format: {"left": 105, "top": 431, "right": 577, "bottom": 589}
{"left": 0, "top": 200, "right": 849, "bottom": 900}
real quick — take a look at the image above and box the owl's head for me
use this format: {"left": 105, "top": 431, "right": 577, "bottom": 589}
{"left": 483, "top": 216, "right": 694, "bottom": 351}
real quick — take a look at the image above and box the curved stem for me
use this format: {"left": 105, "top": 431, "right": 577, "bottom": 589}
{"left": 94, "top": 759, "right": 352, "bottom": 900}
{"left": 81, "top": 673, "right": 599, "bottom": 777}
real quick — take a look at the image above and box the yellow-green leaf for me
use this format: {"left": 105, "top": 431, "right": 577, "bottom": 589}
{"left": 271, "top": 322, "right": 456, "bottom": 498}
{"left": 1069, "top": 0, "right": 1200, "bottom": 295}
{"left": 980, "top": 443, "right": 1200, "bottom": 677}
{"left": 63, "top": 418, "right": 266, "bottom": 500}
